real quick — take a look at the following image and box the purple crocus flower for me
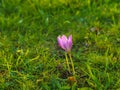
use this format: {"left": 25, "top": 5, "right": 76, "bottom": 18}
{"left": 57, "top": 35, "right": 72, "bottom": 52}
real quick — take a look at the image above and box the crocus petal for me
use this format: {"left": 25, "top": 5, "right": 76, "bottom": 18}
{"left": 68, "top": 35, "right": 72, "bottom": 49}
{"left": 62, "top": 40, "right": 68, "bottom": 51}
{"left": 57, "top": 36, "right": 66, "bottom": 50}
{"left": 61, "top": 35, "right": 67, "bottom": 42}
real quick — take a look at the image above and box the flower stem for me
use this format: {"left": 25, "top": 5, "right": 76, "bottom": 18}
{"left": 68, "top": 52, "right": 75, "bottom": 76}
{"left": 65, "top": 52, "right": 70, "bottom": 73}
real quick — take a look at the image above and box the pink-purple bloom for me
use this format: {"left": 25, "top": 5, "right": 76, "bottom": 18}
{"left": 57, "top": 35, "right": 72, "bottom": 52}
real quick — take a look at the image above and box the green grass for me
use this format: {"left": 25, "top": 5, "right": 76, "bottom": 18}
{"left": 0, "top": 0, "right": 120, "bottom": 89}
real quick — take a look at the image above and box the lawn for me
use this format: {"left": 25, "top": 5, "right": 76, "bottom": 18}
{"left": 0, "top": 0, "right": 120, "bottom": 90}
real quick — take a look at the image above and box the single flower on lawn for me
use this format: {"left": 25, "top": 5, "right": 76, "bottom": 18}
{"left": 57, "top": 35, "right": 72, "bottom": 52}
